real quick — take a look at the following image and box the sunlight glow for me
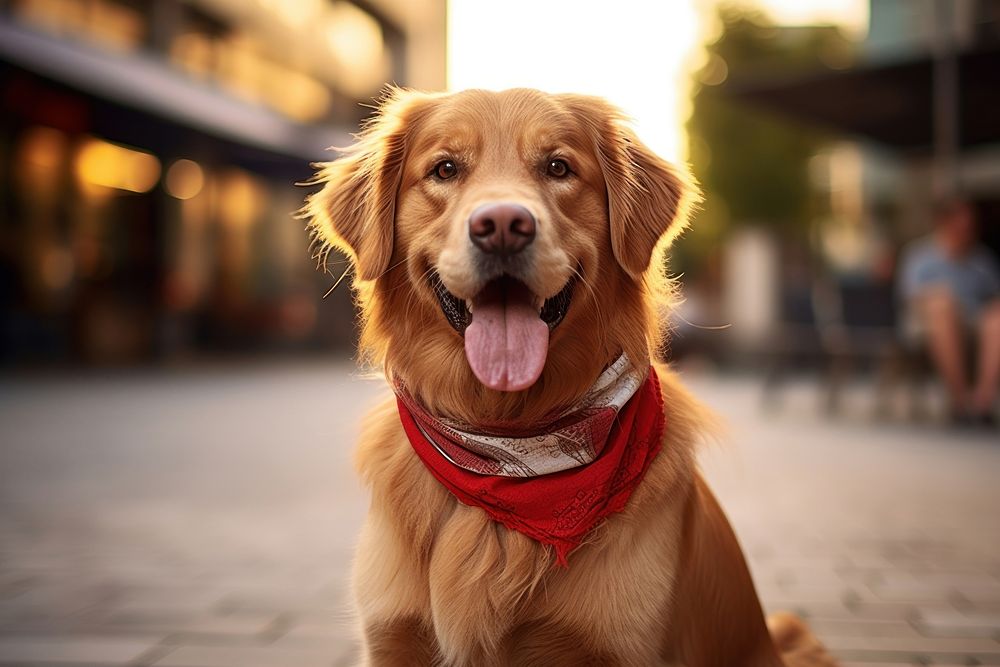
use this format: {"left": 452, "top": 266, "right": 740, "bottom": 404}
{"left": 75, "top": 138, "right": 160, "bottom": 194}
{"left": 447, "top": 1, "right": 868, "bottom": 163}
{"left": 754, "top": 0, "right": 869, "bottom": 35}
{"left": 447, "top": 0, "right": 702, "bottom": 162}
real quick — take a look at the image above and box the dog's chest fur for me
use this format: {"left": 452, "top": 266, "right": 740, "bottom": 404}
{"left": 351, "top": 375, "right": 702, "bottom": 665}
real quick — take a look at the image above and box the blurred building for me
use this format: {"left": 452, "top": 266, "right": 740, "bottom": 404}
{"left": 703, "top": 0, "right": 1000, "bottom": 365}
{"left": 863, "top": 0, "right": 1000, "bottom": 248}
{"left": 735, "top": 0, "right": 1000, "bottom": 256}
{"left": 0, "top": 0, "right": 445, "bottom": 365}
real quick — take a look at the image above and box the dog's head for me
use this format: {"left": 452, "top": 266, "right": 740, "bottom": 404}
{"left": 305, "top": 88, "right": 693, "bottom": 418}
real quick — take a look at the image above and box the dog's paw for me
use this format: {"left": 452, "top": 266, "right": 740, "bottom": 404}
{"left": 767, "top": 612, "right": 839, "bottom": 667}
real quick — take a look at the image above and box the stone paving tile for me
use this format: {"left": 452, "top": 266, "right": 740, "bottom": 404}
{"left": 878, "top": 570, "right": 1000, "bottom": 587}
{"left": 868, "top": 582, "right": 965, "bottom": 604}
{"left": 838, "top": 656, "right": 1000, "bottom": 666}
{"left": 779, "top": 583, "right": 874, "bottom": 605}
{"left": 87, "top": 612, "right": 279, "bottom": 638}
{"left": 807, "top": 618, "right": 922, "bottom": 639}
{"left": 110, "top": 587, "right": 237, "bottom": 610}
{"left": 913, "top": 608, "right": 1000, "bottom": 638}
{"left": 844, "top": 601, "right": 958, "bottom": 621}
{"left": 839, "top": 663, "right": 963, "bottom": 667}
{"left": 822, "top": 634, "right": 1000, "bottom": 653}
{"left": 0, "top": 636, "right": 153, "bottom": 664}
{"left": 151, "top": 644, "right": 351, "bottom": 667}
{"left": 0, "top": 588, "right": 107, "bottom": 620}
{"left": 955, "top": 585, "right": 1000, "bottom": 605}
{"left": 761, "top": 599, "right": 857, "bottom": 619}
{"left": 214, "top": 594, "right": 345, "bottom": 616}
{"left": 268, "top": 631, "right": 347, "bottom": 648}
{"left": 0, "top": 576, "right": 39, "bottom": 601}
{"left": 158, "top": 632, "right": 272, "bottom": 648}
{"left": 841, "top": 554, "right": 900, "bottom": 571}
{"left": 89, "top": 603, "right": 227, "bottom": 625}
{"left": 274, "top": 619, "right": 357, "bottom": 644}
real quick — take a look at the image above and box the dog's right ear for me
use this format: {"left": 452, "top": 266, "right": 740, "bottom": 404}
{"left": 557, "top": 94, "right": 696, "bottom": 280}
{"left": 303, "top": 88, "right": 432, "bottom": 282}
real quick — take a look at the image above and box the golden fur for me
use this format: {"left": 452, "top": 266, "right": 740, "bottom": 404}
{"left": 305, "top": 88, "right": 836, "bottom": 666}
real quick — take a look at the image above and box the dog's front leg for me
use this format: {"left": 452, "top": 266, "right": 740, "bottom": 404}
{"left": 352, "top": 507, "right": 440, "bottom": 666}
{"left": 358, "top": 616, "right": 439, "bottom": 666}
{"left": 664, "top": 477, "right": 786, "bottom": 667}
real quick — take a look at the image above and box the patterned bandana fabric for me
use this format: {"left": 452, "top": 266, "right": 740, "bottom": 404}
{"left": 394, "top": 355, "right": 666, "bottom": 566}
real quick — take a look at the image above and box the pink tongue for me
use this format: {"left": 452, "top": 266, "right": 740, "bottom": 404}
{"left": 465, "top": 280, "right": 549, "bottom": 392}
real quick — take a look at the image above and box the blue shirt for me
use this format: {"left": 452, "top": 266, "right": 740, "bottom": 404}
{"left": 899, "top": 237, "right": 1000, "bottom": 318}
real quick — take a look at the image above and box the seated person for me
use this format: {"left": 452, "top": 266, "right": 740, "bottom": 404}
{"left": 899, "top": 199, "right": 1000, "bottom": 425}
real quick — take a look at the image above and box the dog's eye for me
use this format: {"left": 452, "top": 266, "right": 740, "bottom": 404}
{"left": 432, "top": 160, "right": 458, "bottom": 180}
{"left": 547, "top": 159, "right": 570, "bottom": 178}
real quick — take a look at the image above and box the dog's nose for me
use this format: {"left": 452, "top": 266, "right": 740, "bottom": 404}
{"left": 468, "top": 203, "right": 536, "bottom": 256}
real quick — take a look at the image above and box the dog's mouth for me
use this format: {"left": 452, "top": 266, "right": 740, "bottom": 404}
{"left": 430, "top": 272, "right": 576, "bottom": 392}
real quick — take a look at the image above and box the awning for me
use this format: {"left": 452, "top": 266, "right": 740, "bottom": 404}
{"left": 0, "top": 20, "right": 350, "bottom": 164}
{"left": 722, "top": 44, "right": 1000, "bottom": 151}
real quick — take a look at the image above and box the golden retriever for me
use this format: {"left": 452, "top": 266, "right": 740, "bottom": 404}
{"left": 305, "top": 88, "right": 836, "bottom": 666}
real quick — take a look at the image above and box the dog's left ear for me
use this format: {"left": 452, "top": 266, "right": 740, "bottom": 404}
{"left": 303, "top": 88, "right": 433, "bottom": 282}
{"left": 560, "top": 95, "right": 695, "bottom": 279}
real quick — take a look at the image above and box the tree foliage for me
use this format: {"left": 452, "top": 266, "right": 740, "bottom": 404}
{"left": 680, "top": 4, "right": 856, "bottom": 274}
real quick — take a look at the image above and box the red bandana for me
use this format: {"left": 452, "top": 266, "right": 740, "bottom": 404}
{"left": 395, "top": 363, "right": 665, "bottom": 566}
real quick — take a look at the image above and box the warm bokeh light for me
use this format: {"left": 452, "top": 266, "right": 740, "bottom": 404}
{"left": 165, "top": 158, "right": 205, "bottom": 200}
{"left": 269, "top": 69, "right": 332, "bottom": 122}
{"left": 39, "top": 245, "right": 74, "bottom": 291}
{"left": 218, "top": 168, "right": 267, "bottom": 229}
{"left": 74, "top": 137, "right": 161, "bottom": 194}
{"left": 325, "top": 1, "right": 388, "bottom": 97}
{"left": 14, "top": 0, "right": 145, "bottom": 53}
{"left": 256, "top": 0, "right": 326, "bottom": 29}
{"left": 754, "top": 0, "right": 868, "bottom": 34}
{"left": 169, "top": 32, "right": 214, "bottom": 79}
{"left": 19, "top": 125, "right": 67, "bottom": 171}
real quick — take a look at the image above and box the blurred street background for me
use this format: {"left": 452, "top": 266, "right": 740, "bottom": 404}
{"left": 1, "top": 0, "right": 999, "bottom": 665}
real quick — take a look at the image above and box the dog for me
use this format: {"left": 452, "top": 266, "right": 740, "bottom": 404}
{"left": 305, "top": 87, "right": 836, "bottom": 666}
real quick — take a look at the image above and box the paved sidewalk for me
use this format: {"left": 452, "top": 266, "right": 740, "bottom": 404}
{"left": 696, "top": 376, "right": 1000, "bottom": 667}
{"left": 0, "top": 361, "right": 998, "bottom": 666}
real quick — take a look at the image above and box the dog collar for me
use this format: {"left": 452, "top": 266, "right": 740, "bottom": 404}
{"left": 394, "top": 355, "right": 665, "bottom": 565}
